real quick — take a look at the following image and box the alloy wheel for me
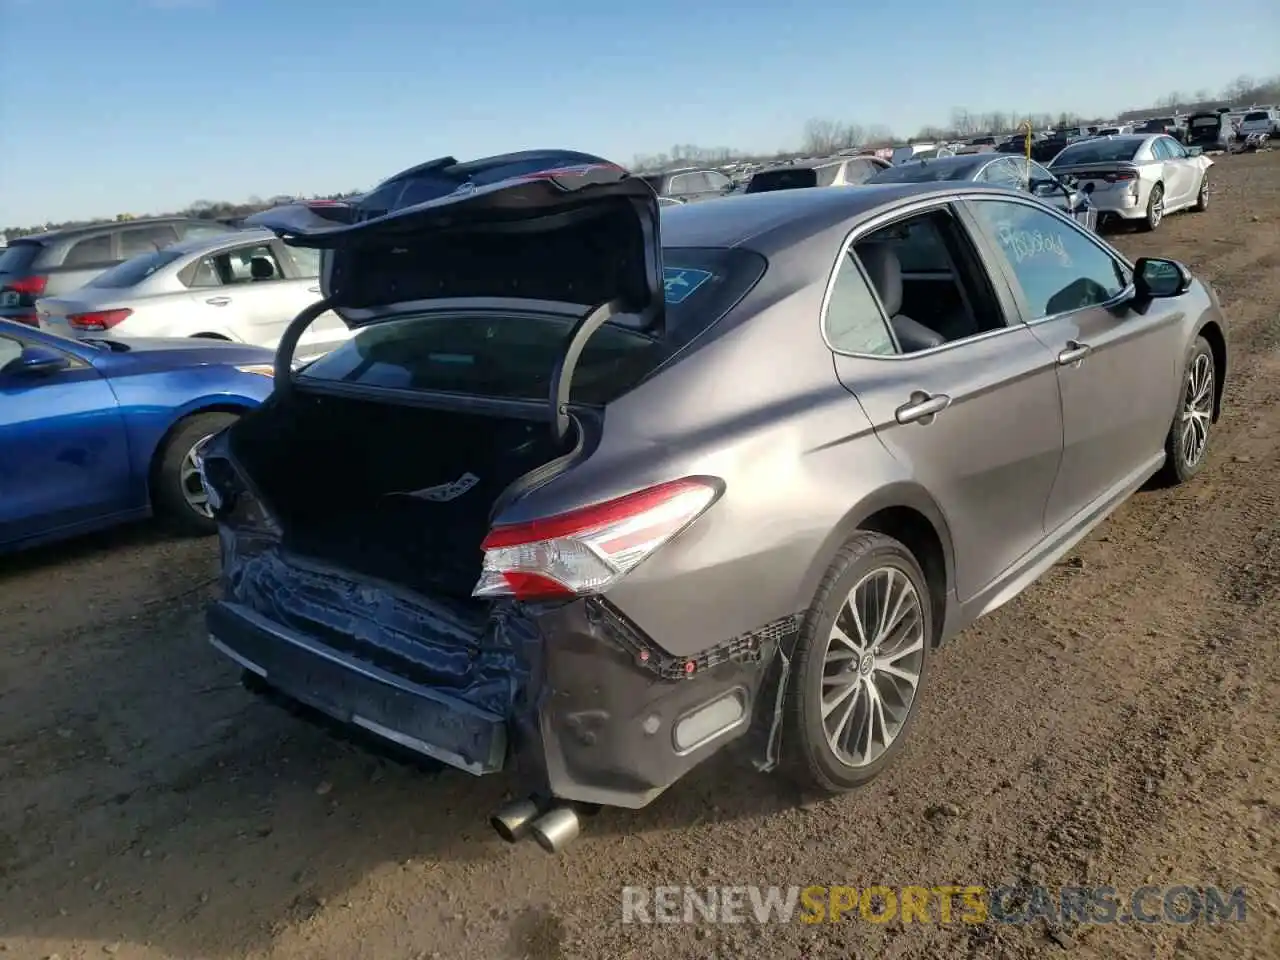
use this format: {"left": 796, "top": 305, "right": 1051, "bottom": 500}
{"left": 179, "top": 435, "right": 216, "bottom": 518}
{"left": 1181, "top": 352, "right": 1214, "bottom": 468}
{"left": 1149, "top": 188, "right": 1164, "bottom": 228}
{"left": 819, "top": 566, "right": 926, "bottom": 768}
{"left": 1198, "top": 177, "right": 1209, "bottom": 207}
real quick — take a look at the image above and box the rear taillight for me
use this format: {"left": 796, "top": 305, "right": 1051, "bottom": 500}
{"left": 68, "top": 308, "right": 132, "bottom": 331}
{"left": 473, "top": 477, "right": 722, "bottom": 600}
{"left": 1103, "top": 171, "right": 1137, "bottom": 182}
{"left": 5, "top": 275, "right": 48, "bottom": 297}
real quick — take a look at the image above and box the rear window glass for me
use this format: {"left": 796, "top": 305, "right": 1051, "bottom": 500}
{"left": 1244, "top": 111, "right": 1270, "bottom": 122}
{"left": 298, "top": 246, "right": 767, "bottom": 405}
{"left": 1192, "top": 116, "right": 1221, "bottom": 127}
{"left": 0, "top": 241, "right": 42, "bottom": 277}
{"left": 867, "top": 160, "right": 975, "bottom": 183}
{"left": 745, "top": 168, "right": 818, "bottom": 193}
{"left": 90, "top": 248, "right": 186, "bottom": 288}
{"left": 1051, "top": 140, "right": 1141, "bottom": 164}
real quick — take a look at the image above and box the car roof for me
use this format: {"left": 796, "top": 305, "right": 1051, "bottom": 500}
{"left": 659, "top": 182, "right": 1005, "bottom": 254}
{"left": 18, "top": 216, "right": 213, "bottom": 245}
{"left": 888, "top": 154, "right": 994, "bottom": 176}
{"left": 161, "top": 226, "right": 272, "bottom": 257}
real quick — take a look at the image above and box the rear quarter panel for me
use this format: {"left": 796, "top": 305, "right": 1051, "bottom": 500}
{"left": 513, "top": 239, "right": 941, "bottom": 659}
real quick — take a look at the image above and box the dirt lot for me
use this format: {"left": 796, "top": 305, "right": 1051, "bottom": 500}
{"left": 3, "top": 153, "right": 1279, "bottom": 960}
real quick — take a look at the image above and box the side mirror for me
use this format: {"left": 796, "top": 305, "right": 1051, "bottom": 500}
{"left": 2, "top": 344, "right": 72, "bottom": 377}
{"left": 1134, "top": 257, "right": 1192, "bottom": 300}
{"left": 1187, "top": 145, "right": 1203, "bottom": 157}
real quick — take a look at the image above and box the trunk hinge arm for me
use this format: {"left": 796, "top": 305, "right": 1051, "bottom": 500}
{"left": 548, "top": 298, "right": 625, "bottom": 446}
{"left": 273, "top": 297, "right": 337, "bottom": 386}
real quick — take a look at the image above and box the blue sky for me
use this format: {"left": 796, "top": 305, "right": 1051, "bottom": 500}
{"left": 0, "top": 0, "right": 1275, "bottom": 226}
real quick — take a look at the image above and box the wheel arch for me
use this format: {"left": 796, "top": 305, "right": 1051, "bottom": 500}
{"left": 797, "top": 484, "right": 955, "bottom": 646}
{"left": 145, "top": 403, "right": 253, "bottom": 506}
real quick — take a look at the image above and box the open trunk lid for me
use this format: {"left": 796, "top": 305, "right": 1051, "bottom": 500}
{"left": 246, "top": 150, "right": 663, "bottom": 331}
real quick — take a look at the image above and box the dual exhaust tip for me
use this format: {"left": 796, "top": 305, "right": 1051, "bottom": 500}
{"left": 490, "top": 797, "right": 582, "bottom": 854}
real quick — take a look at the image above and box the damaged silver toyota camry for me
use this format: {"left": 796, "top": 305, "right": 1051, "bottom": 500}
{"left": 198, "top": 149, "right": 1226, "bottom": 853}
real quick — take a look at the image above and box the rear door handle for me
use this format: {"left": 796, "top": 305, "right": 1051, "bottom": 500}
{"left": 1057, "top": 341, "right": 1091, "bottom": 365}
{"left": 895, "top": 392, "right": 951, "bottom": 424}
{"left": 206, "top": 296, "right": 231, "bottom": 306}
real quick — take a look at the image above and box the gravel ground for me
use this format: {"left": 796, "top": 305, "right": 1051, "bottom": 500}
{"left": 2, "top": 151, "right": 1278, "bottom": 960}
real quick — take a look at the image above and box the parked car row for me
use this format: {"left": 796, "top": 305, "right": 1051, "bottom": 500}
{"left": 34, "top": 228, "right": 350, "bottom": 357}
{"left": 0, "top": 217, "right": 235, "bottom": 328}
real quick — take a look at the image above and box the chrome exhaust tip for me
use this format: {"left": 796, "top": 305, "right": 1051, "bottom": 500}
{"left": 490, "top": 797, "right": 543, "bottom": 844}
{"left": 528, "top": 805, "right": 581, "bottom": 854}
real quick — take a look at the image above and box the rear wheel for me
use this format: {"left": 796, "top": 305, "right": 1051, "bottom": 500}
{"left": 1155, "top": 336, "right": 1216, "bottom": 486}
{"left": 1192, "top": 174, "right": 1209, "bottom": 212}
{"left": 152, "top": 411, "right": 240, "bottom": 535}
{"left": 782, "top": 532, "right": 933, "bottom": 794}
{"left": 1141, "top": 183, "right": 1165, "bottom": 231}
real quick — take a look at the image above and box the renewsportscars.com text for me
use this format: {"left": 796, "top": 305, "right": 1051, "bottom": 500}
{"left": 620, "top": 884, "right": 1248, "bottom": 925}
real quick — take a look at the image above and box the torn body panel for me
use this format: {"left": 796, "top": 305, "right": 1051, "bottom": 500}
{"left": 212, "top": 526, "right": 797, "bottom": 806}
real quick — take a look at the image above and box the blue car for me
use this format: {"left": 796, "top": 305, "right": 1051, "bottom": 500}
{"left": 0, "top": 319, "right": 277, "bottom": 552}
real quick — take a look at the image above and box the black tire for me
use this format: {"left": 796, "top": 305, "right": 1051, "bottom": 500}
{"left": 1155, "top": 336, "right": 1216, "bottom": 487}
{"left": 782, "top": 531, "right": 934, "bottom": 794}
{"left": 1140, "top": 183, "right": 1164, "bottom": 232}
{"left": 1192, "top": 174, "right": 1209, "bottom": 212}
{"left": 152, "top": 411, "right": 240, "bottom": 536}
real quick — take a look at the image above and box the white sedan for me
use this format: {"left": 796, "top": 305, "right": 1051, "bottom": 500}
{"left": 1047, "top": 134, "right": 1212, "bottom": 231}
{"left": 34, "top": 228, "right": 350, "bottom": 355}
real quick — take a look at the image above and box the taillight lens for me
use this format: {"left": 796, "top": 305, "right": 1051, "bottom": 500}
{"left": 5, "top": 275, "right": 48, "bottom": 297}
{"left": 1103, "top": 171, "right": 1137, "bottom": 182}
{"left": 68, "top": 308, "right": 132, "bottom": 331}
{"left": 473, "top": 477, "right": 722, "bottom": 600}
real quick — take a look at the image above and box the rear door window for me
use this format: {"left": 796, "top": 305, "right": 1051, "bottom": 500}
{"left": 978, "top": 158, "right": 1021, "bottom": 188}
{"left": 668, "top": 172, "right": 708, "bottom": 195}
{"left": 823, "top": 251, "right": 897, "bottom": 355}
{"left": 703, "top": 171, "right": 731, "bottom": 192}
{"left": 184, "top": 258, "right": 223, "bottom": 288}
{"left": 842, "top": 159, "right": 878, "bottom": 184}
{"left": 212, "top": 244, "right": 284, "bottom": 284}
{"left": 63, "top": 234, "right": 113, "bottom": 267}
{"left": 298, "top": 246, "right": 768, "bottom": 405}
{"left": 892, "top": 217, "right": 953, "bottom": 273}
{"left": 815, "top": 164, "right": 842, "bottom": 186}
{"left": 284, "top": 245, "right": 322, "bottom": 277}
{"left": 119, "top": 225, "right": 180, "bottom": 259}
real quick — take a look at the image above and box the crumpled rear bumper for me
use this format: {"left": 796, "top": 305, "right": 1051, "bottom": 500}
{"left": 207, "top": 547, "right": 796, "bottom": 810}
{"left": 208, "top": 600, "right": 507, "bottom": 774}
